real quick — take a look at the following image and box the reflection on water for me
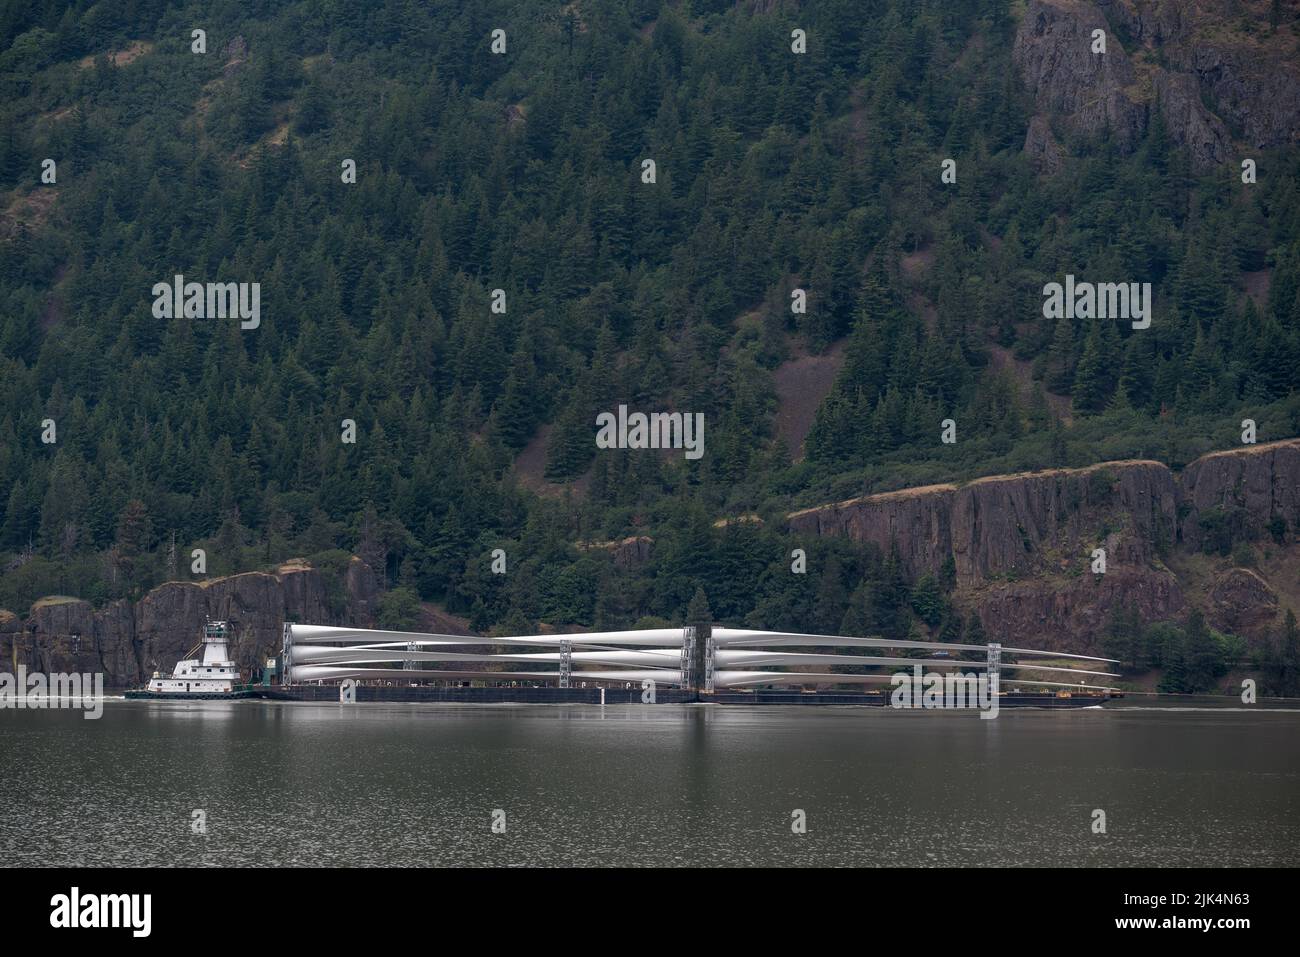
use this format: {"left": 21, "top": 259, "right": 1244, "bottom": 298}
{"left": 1, "top": 700, "right": 1297, "bottom": 866}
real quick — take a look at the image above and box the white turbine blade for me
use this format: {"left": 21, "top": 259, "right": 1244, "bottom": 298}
{"left": 293, "top": 646, "right": 512, "bottom": 665}
{"left": 711, "top": 628, "right": 1118, "bottom": 662}
{"left": 714, "top": 670, "right": 1117, "bottom": 690}
{"left": 499, "top": 650, "right": 682, "bottom": 666}
{"left": 288, "top": 665, "right": 558, "bottom": 683}
{"left": 289, "top": 624, "right": 685, "bottom": 647}
{"left": 715, "top": 650, "right": 1118, "bottom": 677}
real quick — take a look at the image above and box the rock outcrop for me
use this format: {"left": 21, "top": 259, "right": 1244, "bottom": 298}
{"left": 1014, "top": 0, "right": 1299, "bottom": 171}
{"left": 1207, "top": 567, "right": 1279, "bottom": 634}
{"left": 790, "top": 460, "right": 1178, "bottom": 585}
{"left": 1097, "top": 0, "right": 1300, "bottom": 149}
{"left": 953, "top": 461, "right": 1176, "bottom": 583}
{"left": 1, "top": 557, "right": 378, "bottom": 688}
{"left": 788, "top": 439, "right": 1300, "bottom": 647}
{"left": 1178, "top": 440, "right": 1300, "bottom": 551}
{"left": 1024, "top": 114, "right": 1066, "bottom": 174}
{"left": 788, "top": 484, "right": 956, "bottom": 580}
{"left": 972, "top": 566, "right": 1185, "bottom": 656}
{"left": 1015, "top": 0, "right": 1150, "bottom": 155}
{"left": 577, "top": 535, "right": 655, "bottom": 568}
{"left": 26, "top": 597, "right": 100, "bottom": 676}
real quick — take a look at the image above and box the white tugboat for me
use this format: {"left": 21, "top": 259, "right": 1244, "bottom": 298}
{"left": 126, "top": 620, "right": 255, "bottom": 699}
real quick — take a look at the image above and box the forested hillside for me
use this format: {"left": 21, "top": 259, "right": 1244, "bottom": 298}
{"left": 2, "top": 0, "right": 1299, "bottom": 678}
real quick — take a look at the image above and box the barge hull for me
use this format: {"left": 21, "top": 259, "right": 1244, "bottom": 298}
{"left": 261, "top": 686, "right": 1108, "bottom": 707}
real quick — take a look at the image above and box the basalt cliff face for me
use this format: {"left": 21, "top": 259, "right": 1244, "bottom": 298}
{"left": 788, "top": 439, "right": 1300, "bottom": 652}
{"left": 0, "top": 558, "right": 378, "bottom": 688}
{"left": 1013, "top": 0, "right": 1300, "bottom": 171}
{"left": 1178, "top": 440, "right": 1300, "bottom": 549}
{"left": 787, "top": 459, "right": 1181, "bottom": 584}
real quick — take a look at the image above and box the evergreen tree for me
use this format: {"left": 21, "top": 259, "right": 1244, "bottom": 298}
{"left": 1071, "top": 326, "right": 1109, "bottom": 415}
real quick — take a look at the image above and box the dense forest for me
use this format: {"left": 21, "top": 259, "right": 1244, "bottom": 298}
{"left": 1, "top": 0, "right": 1299, "bottom": 686}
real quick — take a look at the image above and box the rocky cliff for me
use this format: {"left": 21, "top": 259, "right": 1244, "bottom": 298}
{"left": 0, "top": 557, "right": 378, "bottom": 688}
{"left": 788, "top": 439, "right": 1300, "bottom": 651}
{"left": 787, "top": 483, "right": 958, "bottom": 580}
{"left": 1178, "top": 439, "right": 1300, "bottom": 550}
{"left": 788, "top": 459, "right": 1179, "bottom": 584}
{"left": 1014, "top": 0, "right": 1299, "bottom": 171}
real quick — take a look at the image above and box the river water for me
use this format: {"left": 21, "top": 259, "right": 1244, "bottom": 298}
{"left": 2, "top": 699, "right": 1297, "bottom": 866}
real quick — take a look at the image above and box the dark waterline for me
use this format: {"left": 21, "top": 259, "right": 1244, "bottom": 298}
{"left": 2, "top": 700, "right": 1297, "bottom": 867}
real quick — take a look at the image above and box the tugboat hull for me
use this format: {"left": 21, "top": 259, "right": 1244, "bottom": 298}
{"left": 124, "top": 689, "right": 258, "bottom": 700}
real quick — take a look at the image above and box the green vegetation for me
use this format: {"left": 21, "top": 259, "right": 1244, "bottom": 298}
{"left": 0, "top": 1, "right": 1297, "bottom": 639}
{"left": 1259, "top": 609, "right": 1300, "bottom": 697}
{"left": 1105, "top": 604, "right": 1243, "bottom": 694}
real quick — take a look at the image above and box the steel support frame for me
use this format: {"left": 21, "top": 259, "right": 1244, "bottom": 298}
{"left": 559, "top": 638, "right": 572, "bottom": 688}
